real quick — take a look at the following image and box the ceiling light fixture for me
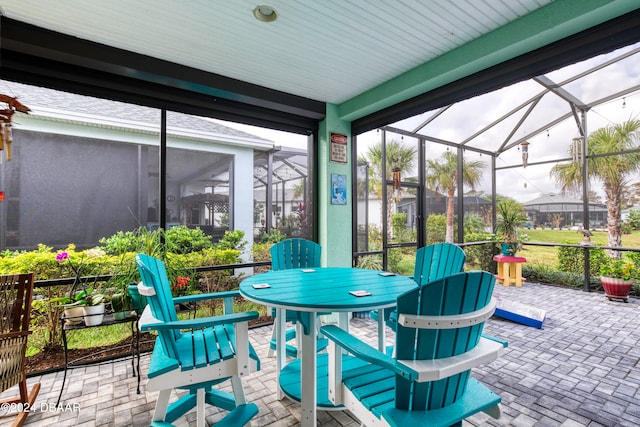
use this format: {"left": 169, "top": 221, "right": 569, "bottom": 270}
{"left": 253, "top": 5, "right": 278, "bottom": 22}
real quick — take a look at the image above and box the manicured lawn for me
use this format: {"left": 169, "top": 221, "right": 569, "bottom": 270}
{"left": 519, "top": 228, "right": 640, "bottom": 266}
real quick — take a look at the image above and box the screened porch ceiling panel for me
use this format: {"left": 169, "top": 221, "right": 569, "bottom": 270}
{"left": 0, "top": 0, "right": 554, "bottom": 105}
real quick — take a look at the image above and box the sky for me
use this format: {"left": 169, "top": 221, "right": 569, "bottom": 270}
{"left": 217, "top": 41, "right": 640, "bottom": 205}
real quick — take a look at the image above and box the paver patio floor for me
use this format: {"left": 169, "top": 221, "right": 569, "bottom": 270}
{"left": 2, "top": 281, "right": 640, "bottom": 426}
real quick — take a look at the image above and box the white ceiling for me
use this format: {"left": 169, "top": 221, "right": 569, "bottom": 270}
{"left": 0, "top": 0, "right": 554, "bottom": 105}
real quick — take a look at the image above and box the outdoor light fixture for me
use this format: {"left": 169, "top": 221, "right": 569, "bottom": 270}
{"left": 253, "top": 5, "right": 278, "bottom": 22}
{"left": 520, "top": 141, "right": 530, "bottom": 168}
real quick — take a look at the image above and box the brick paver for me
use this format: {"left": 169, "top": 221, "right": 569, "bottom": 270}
{"left": 2, "top": 281, "right": 639, "bottom": 426}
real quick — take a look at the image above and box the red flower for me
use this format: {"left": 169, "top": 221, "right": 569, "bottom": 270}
{"left": 171, "top": 276, "right": 191, "bottom": 296}
{"left": 176, "top": 276, "right": 190, "bottom": 287}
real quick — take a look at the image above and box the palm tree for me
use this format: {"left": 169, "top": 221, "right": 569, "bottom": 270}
{"left": 425, "top": 151, "right": 485, "bottom": 243}
{"left": 550, "top": 120, "right": 640, "bottom": 255}
{"left": 360, "top": 139, "right": 417, "bottom": 236}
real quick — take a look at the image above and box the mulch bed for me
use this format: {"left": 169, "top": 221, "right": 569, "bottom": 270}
{"left": 25, "top": 332, "right": 156, "bottom": 376}
{"left": 25, "top": 317, "right": 273, "bottom": 377}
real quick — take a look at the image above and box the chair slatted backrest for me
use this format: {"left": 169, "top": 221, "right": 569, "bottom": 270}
{"left": 0, "top": 273, "right": 35, "bottom": 393}
{"left": 127, "top": 283, "right": 149, "bottom": 316}
{"left": 136, "top": 254, "right": 181, "bottom": 359}
{"left": 270, "top": 238, "right": 321, "bottom": 271}
{"left": 395, "top": 271, "right": 495, "bottom": 411}
{"left": 0, "top": 274, "right": 34, "bottom": 335}
{"left": 413, "top": 242, "right": 466, "bottom": 286}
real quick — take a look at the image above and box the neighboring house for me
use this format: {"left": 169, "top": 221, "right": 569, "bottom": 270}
{"left": 357, "top": 189, "right": 492, "bottom": 230}
{"left": 0, "top": 80, "right": 277, "bottom": 251}
{"left": 524, "top": 193, "right": 608, "bottom": 228}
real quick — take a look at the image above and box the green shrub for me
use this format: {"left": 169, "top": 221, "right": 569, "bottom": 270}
{"left": 100, "top": 226, "right": 215, "bottom": 256}
{"left": 166, "top": 226, "right": 214, "bottom": 253}
{"left": 1, "top": 228, "right": 247, "bottom": 354}
{"left": 522, "top": 263, "right": 584, "bottom": 289}
{"left": 386, "top": 249, "right": 403, "bottom": 274}
{"left": 99, "top": 230, "right": 142, "bottom": 255}
{"left": 216, "top": 230, "right": 248, "bottom": 252}
{"left": 391, "top": 213, "right": 407, "bottom": 239}
{"left": 627, "top": 210, "right": 640, "bottom": 229}
{"left": 463, "top": 233, "right": 494, "bottom": 271}
{"left": 251, "top": 242, "right": 272, "bottom": 260}
{"left": 464, "top": 214, "right": 487, "bottom": 235}
{"left": 257, "top": 229, "right": 287, "bottom": 244}
{"left": 356, "top": 254, "right": 383, "bottom": 270}
{"left": 395, "top": 256, "right": 415, "bottom": 276}
{"left": 557, "top": 242, "right": 606, "bottom": 276}
{"left": 522, "top": 263, "right": 615, "bottom": 292}
{"left": 426, "top": 214, "right": 446, "bottom": 245}
{"left": 367, "top": 225, "right": 382, "bottom": 251}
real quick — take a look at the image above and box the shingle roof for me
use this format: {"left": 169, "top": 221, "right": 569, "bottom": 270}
{"left": 524, "top": 193, "right": 605, "bottom": 207}
{"left": 0, "top": 79, "right": 273, "bottom": 144}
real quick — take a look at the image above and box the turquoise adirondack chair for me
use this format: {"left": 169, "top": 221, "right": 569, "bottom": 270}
{"left": 267, "top": 238, "right": 327, "bottom": 358}
{"left": 321, "top": 271, "right": 506, "bottom": 427}
{"left": 136, "top": 254, "right": 260, "bottom": 427}
{"left": 372, "top": 242, "right": 466, "bottom": 329}
{"left": 270, "top": 238, "right": 321, "bottom": 271}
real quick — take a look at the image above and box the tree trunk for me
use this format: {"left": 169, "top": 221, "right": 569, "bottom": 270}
{"left": 445, "top": 188, "right": 455, "bottom": 243}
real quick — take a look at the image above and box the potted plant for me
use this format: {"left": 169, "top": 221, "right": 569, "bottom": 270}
{"left": 110, "top": 291, "right": 132, "bottom": 320}
{"left": 54, "top": 248, "right": 106, "bottom": 324}
{"left": 82, "top": 289, "right": 106, "bottom": 326}
{"left": 51, "top": 290, "right": 87, "bottom": 325}
{"left": 600, "top": 256, "right": 635, "bottom": 302}
{"left": 494, "top": 200, "right": 529, "bottom": 256}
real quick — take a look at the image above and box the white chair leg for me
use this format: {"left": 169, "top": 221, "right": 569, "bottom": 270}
{"left": 197, "top": 388, "right": 206, "bottom": 427}
{"left": 316, "top": 315, "right": 324, "bottom": 337}
{"left": 152, "top": 389, "right": 171, "bottom": 422}
{"left": 267, "top": 320, "right": 277, "bottom": 358}
{"left": 231, "top": 375, "right": 247, "bottom": 405}
{"left": 275, "top": 308, "right": 286, "bottom": 400}
{"left": 295, "top": 322, "right": 303, "bottom": 358}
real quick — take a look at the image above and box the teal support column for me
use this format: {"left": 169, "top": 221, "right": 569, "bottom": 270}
{"left": 318, "top": 103, "right": 352, "bottom": 267}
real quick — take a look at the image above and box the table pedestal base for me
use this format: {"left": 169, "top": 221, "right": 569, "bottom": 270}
{"left": 279, "top": 354, "right": 368, "bottom": 409}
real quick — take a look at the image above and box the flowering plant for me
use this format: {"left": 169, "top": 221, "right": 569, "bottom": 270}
{"left": 171, "top": 276, "right": 191, "bottom": 297}
{"left": 600, "top": 257, "right": 635, "bottom": 281}
{"left": 54, "top": 247, "right": 106, "bottom": 306}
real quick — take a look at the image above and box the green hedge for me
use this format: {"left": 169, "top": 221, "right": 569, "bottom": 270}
{"left": 463, "top": 233, "right": 494, "bottom": 272}
{"left": 557, "top": 241, "right": 607, "bottom": 276}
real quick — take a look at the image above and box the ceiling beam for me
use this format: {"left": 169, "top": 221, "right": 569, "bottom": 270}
{"left": 0, "top": 17, "right": 325, "bottom": 134}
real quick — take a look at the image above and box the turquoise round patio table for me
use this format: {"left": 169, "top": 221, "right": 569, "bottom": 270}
{"left": 240, "top": 267, "right": 416, "bottom": 427}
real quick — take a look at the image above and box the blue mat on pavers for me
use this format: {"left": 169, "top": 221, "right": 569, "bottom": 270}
{"left": 493, "top": 297, "right": 546, "bottom": 329}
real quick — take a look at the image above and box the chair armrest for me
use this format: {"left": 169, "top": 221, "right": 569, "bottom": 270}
{"left": 172, "top": 290, "right": 240, "bottom": 304}
{"left": 320, "top": 325, "right": 417, "bottom": 380}
{"left": 397, "top": 336, "right": 505, "bottom": 382}
{"left": 141, "top": 311, "right": 258, "bottom": 332}
{"left": 481, "top": 333, "right": 508, "bottom": 348}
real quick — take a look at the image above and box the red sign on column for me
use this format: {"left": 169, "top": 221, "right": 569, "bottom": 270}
{"left": 330, "top": 133, "right": 348, "bottom": 163}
